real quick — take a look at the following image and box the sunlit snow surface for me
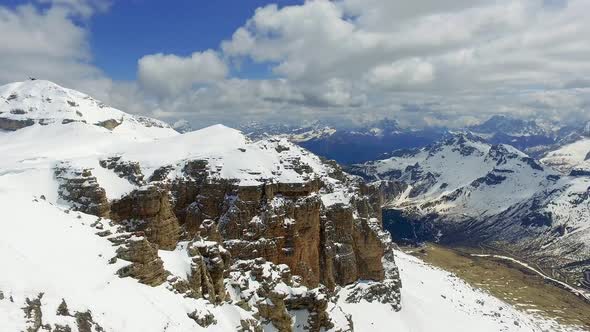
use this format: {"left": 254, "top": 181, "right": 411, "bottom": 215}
{"left": 542, "top": 138, "right": 590, "bottom": 174}
{"left": 0, "top": 80, "right": 584, "bottom": 331}
{"left": 0, "top": 192, "right": 580, "bottom": 331}
{"left": 337, "top": 252, "right": 584, "bottom": 332}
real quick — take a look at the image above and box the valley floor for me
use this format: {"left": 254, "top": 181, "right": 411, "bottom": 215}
{"left": 402, "top": 244, "right": 590, "bottom": 331}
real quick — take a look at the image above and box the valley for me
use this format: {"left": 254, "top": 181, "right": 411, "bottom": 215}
{"left": 404, "top": 243, "right": 590, "bottom": 330}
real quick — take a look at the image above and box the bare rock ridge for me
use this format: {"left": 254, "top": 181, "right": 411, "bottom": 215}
{"left": 54, "top": 139, "right": 401, "bottom": 331}
{"left": 55, "top": 165, "right": 111, "bottom": 218}
{"left": 57, "top": 159, "right": 394, "bottom": 288}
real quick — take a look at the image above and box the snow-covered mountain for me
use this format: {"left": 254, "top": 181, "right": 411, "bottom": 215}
{"left": 469, "top": 115, "right": 554, "bottom": 137}
{"left": 0, "top": 80, "right": 573, "bottom": 331}
{"left": 0, "top": 80, "right": 174, "bottom": 136}
{"left": 352, "top": 132, "right": 553, "bottom": 218}
{"left": 468, "top": 115, "right": 559, "bottom": 156}
{"left": 542, "top": 138, "right": 590, "bottom": 175}
{"left": 290, "top": 120, "right": 444, "bottom": 165}
{"left": 352, "top": 132, "right": 590, "bottom": 291}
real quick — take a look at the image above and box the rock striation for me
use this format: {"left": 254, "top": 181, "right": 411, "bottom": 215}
{"left": 51, "top": 128, "right": 402, "bottom": 331}
{"left": 55, "top": 165, "right": 110, "bottom": 218}
{"left": 110, "top": 186, "right": 181, "bottom": 250}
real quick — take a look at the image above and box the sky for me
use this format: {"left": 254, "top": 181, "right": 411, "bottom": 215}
{"left": 0, "top": 0, "right": 589, "bottom": 129}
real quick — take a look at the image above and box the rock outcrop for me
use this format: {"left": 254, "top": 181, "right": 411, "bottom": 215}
{"left": 113, "top": 235, "right": 169, "bottom": 286}
{"left": 0, "top": 117, "right": 34, "bottom": 131}
{"left": 99, "top": 156, "right": 144, "bottom": 185}
{"left": 55, "top": 165, "right": 110, "bottom": 218}
{"left": 187, "top": 239, "right": 231, "bottom": 303}
{"left": 51, "top": 135, "right": 402, "bottom": 331}
{"left": 227, "top": 258, "right": 350, "bottom": 332}
{"left": 110, "top": 186, "right": 180, "bottom": 250}
{"left": 166, "top": 170, "right": 386, "bottom": 290}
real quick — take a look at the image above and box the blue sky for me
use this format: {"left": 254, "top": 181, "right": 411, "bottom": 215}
{"left": 2, "top": 0, "right": 301, "bottom": 81}
{"left": 88, "top": 1, "right": 302, "bottom": 81}
{"left": 0, "top": 0, "right": 589, "bottom": 128}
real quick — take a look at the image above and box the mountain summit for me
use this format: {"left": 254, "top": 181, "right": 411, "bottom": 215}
{"left": 0, "top": 80, "right": 174, "bottom": 134}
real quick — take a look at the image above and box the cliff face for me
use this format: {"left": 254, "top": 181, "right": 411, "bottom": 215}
{"left": 0, "top": 80, "right": 405, "bottom": 331}
{"left": 98, "top": 161, "right": 388, "bottom": 290}
{"left": 110, "top": 186, "right": 181, "bottom": 250}
{"left": 55, "top": 146, "right": 401, "bottom": 330}
{"left": 42, "top": 119, "right": 402, "bottom": 330}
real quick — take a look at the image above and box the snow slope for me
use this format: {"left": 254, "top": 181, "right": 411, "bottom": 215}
{"left": 0, "top": 192, "right": 252, "bottom": 331}
{"left": 0, "top": 80, "right": 583, "bottom": 331}
{"left": 336, "top": 251, "right": 583, "bottom": 332}
{"left": 356, "top": 132, "right": 553, "bottom": 219}
{"left": 542, "top": 138, "right": 590, "bottom": 174}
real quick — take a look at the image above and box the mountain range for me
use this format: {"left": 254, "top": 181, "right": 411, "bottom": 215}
{"left": 239, "top": 114, "right": 590, "bottom": 165}
{"left": 0, "top": 80, "right": 586, "bottom": 331}
{"left": 349, "top": 131, "right": 590, "bottom": 292}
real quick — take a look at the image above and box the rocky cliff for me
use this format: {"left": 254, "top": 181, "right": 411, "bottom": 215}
{"left": 49, "top": 127, "right": 401, "bottom": 331}
{"left": 0, "top": 80, "right": 403, "bottom": 331}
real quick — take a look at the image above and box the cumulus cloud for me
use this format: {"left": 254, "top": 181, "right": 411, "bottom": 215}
{"left": 366, "top": 58, "right": 435, "bottom": 89}
{"left": 0, "top": 1, "right": 114, "bottom": 97}
{"left": 38, "top": 0, "right": 111, "bottom": 18}
{"left": 137, "top": 50, "right": 228, "bottom": 97}
{"left": 214, "top": 0, "right": 590, "bottom": 127}
{"left": 1, "top": 0, "right": 590, "bottom": 129}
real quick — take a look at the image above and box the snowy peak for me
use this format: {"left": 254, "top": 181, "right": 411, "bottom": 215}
{"left": 470, "top": 115, "right": 550, "bottom": 137}
{"left": 354, "top": 133, "right": 552, "bottom": 218}
{"left": 541, "top": 136, "right": 590, "bottom": 175}
{"left": 0, "top": 80, "right": 173, "bottom": 133}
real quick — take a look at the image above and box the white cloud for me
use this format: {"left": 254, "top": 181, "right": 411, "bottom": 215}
{"left": 366, "top": 58, "right": 435, "bottom": 89}
{"left": 2, "top": 0, "right": 590, "bottom": 129}
{"left": 137, "top": 50, "right": 228, "bottom": 96}
{"left": 38, "top": 0, "right": 111, "bottom": 18}
{"left": 215, "top": 0, "right": 590, "bottom": 127}
{"left": 0, "top": 2, "right": 112, "bottom": 90}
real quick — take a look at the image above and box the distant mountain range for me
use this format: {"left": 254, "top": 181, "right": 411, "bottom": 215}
{"left": 238, "top": 115, "right": 590, "bottom": 165}
{"left": 349, "top": 131, "right": 590, "bottom": 292}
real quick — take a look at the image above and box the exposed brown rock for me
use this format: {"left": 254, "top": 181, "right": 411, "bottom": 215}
{"left": 99, "top": 156, "right": 144, "bottom": 185}
{"left": 110, "top": 186, "right": 180, "bottom": 250}
{"left": 115, "top": 236, "right": 168, "bottom": 286}
{"left": 95, "top": 119, "right": 121, "bottom": 130}
{"left": 74, "top": 311, "right": 104, "bottom": 332}
{"left": 159, "top": 159, "right": 389, "bottom": 290}
{"left": 238, "top": 318, "right": 263, "bottom": 332}
{"left": 56, "top": 299, "right": 70, "bottom": 316}
{"left": 187, "top": 240, "right": 231, "bottom": 303}
{"left": 22, "top": 293, "right": 47, "bottom": 332}
{"left": 228, "top": 258, "right": 341, "bottom": 332}
{"left": 55, "top": 166, "right": 110, "bottom": 218}
{"left": 187, "top": 308, "right": 217, "bottom": 327}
